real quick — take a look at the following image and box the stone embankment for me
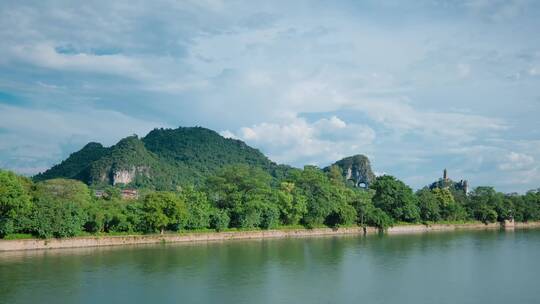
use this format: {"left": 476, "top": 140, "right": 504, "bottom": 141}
{"left": 2, "top": 222, "right": 540, "bottom": 252}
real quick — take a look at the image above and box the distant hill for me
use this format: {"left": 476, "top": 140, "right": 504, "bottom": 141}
{"left": 325, "top": 154, "right": 375, "bottom": 188}
{"left": 35, "top": 127, "right": 290, "bottom": 190}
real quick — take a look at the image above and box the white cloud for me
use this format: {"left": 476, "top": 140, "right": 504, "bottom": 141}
{"left": 498, "top": 151, "right": 535, "bottom": 171}
{"left": 0, "top": 0, "right": 539, "bottom": 193}
{"left": 9, "top": 43, "right": 152, "bottom": 80}
{"left": 223, "top": 115, "right": 375, "bottom": 166}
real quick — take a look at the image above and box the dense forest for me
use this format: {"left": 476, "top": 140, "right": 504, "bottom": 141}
{"left": 2, "top": 126, "right": 540, "bottom": 239}
{"left": 34, "top": 127, "right": 290, "bottom": 188}
{"left": 1, "top": 165, "right": 540, "bottom": 239}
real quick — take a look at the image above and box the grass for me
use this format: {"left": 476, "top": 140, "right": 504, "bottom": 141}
{"left": 2, "top": 233, "right": 34, "bottom": 240}
{"left": 0, "top": 221, "right": 505, "bottom": 241}
{"left": 423, "top": 220, "right": 483, "bottom": 225}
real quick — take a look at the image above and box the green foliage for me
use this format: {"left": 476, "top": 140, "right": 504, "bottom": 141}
{"left": 210, "top": 209, "right": 230, "bottom": 231}
{"left": 4, "top": 136, "right": 540, "bottom": 240}
{"left": 32, "top": 178, "right": 92, "bottom": 207}
{"left": 467, "top": 187, "right": 506, "bottom": 223}
{"left": 511, "top": 191, "right": 540, "bottom": 222}
{"left": 84, "top": 199, "right": 133, "bottom": 233}
{"left": 182, "top": 186, "right": 212, "bottom": 230}
{"left": 432, "top": 188, "right": 467, "bottom": 221}
{"left": 0, "top": 170, "right": 33, "bottom": 237}
{"left": 36, "top": 127, "right": 282, "bottom": 190}
{"left": 325, "top": 203, "right": 357, "bottom": 227}
{"left": 371, "top": 175, "right": 420, "bottom": 222}
{"left": 32, "top": 197, "right": 87, "bottom": 238}
{"left": 30, "top": 179, "right": 92, "bottom": 238}
{"left": 349, "top": 189, "right": 392, "bottom": 229}
{"left": 276, "top": 182, "right": 307, "bottom": 225}
{"left": 416, "top": 187, "right": 467, "bottom": 222}
{"left": 289, "top": 166, "right": 336, "bottom": 227}
{"left": 365, "top": 207, "right": 393, "bottom": 230}
{"left": 416, "top": 188, "right": 441, "bottom": 221}
{"left": 34, "top": 142, "right": 108, "bottom": 181}
{"left": 141, "top": 192, "right": 188, "bottom": 233}
{"left": 206, "top": 165, "right": 277, "bottom": 229}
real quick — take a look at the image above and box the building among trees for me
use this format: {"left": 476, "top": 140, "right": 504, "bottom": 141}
{"left": 430, "top": 169, "right": 468, "bottom": 194}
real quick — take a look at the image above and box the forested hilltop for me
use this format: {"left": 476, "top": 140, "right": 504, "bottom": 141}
{"left": 34, "top": 127, "right": 290, "bottom": 189}
{"left": 1, "top": 126, "right": 540, "bottom": 239}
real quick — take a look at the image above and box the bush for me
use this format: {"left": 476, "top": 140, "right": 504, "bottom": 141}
{"left": 325, "top": 203, "right": 357, "bottom": 227}
{"left": 210, "top": 209, "right": 230, "bottom": 231}
{"left": 32, "top": 198, "right": 87, "bottom": 238}
{"left": 260, "top": 204, "right": 280, "bottom": 229}
{"left": 365, "top": 207, "right": 393, "bottom": 230}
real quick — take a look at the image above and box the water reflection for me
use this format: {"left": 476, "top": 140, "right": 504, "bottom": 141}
{"left": 1, "top": 230, "right": 540, "bottom": 304}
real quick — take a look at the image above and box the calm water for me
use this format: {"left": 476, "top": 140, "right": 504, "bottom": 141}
{"left": 1, "top": 229, "right": 540, "bottom": 304}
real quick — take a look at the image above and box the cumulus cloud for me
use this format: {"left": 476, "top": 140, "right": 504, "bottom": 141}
{"left": 0, "top": 0, "right": 539, "bottom": 192}
{"left": 222, "top": 115, "right": 375, "bottom": 166}
{"left": 9, "top": 43, "right": 150, "bottom": 78}
{"left": 499, "top": 152, "right": 535, "bottom": 171}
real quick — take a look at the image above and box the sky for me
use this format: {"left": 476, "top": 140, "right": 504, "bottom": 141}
{"left": 0, "top": 0, "right": 539, "bottom": 193}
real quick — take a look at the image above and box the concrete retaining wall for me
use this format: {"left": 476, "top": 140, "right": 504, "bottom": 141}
{"left": 0, "top": 227, "right": 367, "bottom": 252}
{"left": 1, "top": 222, "right": 539, "bottom": 252}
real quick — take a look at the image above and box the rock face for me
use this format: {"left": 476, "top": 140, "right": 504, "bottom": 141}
{"left": 113, "top": 169, "right": 134, "bottom": 185}
{"left": 111, "top": 166, "right": 149, "bottom": 185}
{"left": 326, "top": 154, "right": 375, "bottom": 188}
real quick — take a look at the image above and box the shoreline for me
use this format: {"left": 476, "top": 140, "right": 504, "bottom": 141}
{"left": 2, "top": 221, "right": 540, "bottom": 252}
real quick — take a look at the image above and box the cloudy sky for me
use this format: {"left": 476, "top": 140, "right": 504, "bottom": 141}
{"left": 1, "top": 0, "right": 539, "bottom": 192}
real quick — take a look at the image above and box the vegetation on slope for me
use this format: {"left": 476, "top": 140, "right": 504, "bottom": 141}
{"left": 35, "top": 127, "right": 288, "bottom": 189}
{"left": 2, "top": 165, "right": 540, "bottom": 239}
{"left": 2, "top": 126, "right": 539, "bottom": 239}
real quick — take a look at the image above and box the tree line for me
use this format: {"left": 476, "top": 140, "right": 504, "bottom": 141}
{"left": 1, "top": 165, "right": 540, "bottom": 239}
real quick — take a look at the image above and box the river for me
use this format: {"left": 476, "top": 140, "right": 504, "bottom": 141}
{"left": 1, "top": 229, "right": 539, "bottom": 304}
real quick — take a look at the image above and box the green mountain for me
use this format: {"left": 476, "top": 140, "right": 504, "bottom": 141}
{"left": 35, "top": 127, "right": 288, "bottom": 190}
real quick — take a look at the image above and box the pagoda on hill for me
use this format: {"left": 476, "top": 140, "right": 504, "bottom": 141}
{"left": 429, "top": 169, "right": 468, "bottom": 194}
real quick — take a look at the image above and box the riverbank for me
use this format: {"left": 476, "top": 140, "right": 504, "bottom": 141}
{"left": 2, "top": 221, "right": 540, "bottom": 252}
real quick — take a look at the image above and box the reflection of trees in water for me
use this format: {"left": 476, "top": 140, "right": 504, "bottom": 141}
{"left": 361, "top": 229, "right": 504, "bottom": 260}
{"left": 0, "top": 231, "right": 517, "bottom": 303}
{"left": 0, "top": 247, "right": 103, "bottom": 303}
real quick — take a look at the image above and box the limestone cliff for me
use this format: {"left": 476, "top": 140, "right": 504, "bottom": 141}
{"left": 112, "top": 166, "right": 150, "bottom": 185}
{"left": 326, "top": 154, "right": 375, "bottom": 188}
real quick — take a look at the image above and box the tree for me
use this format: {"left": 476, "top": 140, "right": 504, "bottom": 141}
{"left": 206, "top": 165, "right": 277, "bottom": 229}
{"left": 84, "top": 198, "right": 132, "bottom": 233}
{"left": 32, "top": 197, "right": 87, "bottom": 238}
{"left": 468, "top": 187, "right": 505, "bottom": 223}
{"left": 182, "top": 186, "right": 212, "bottom": 230}
{"left": 210, "top": 209, "right": 230, "bottom": 231}
{"left": 348, "top": 189, "right": 392, "bottom": 229}
{"left": 371, "top": 175, "right": 420, "bottom": 222}
{"left": 142, "top": 192, "right": 188, "bottom": 234}
{"left": 30, "top": 179, "right": 92, "bottom": 238}
{"left": 365, "top": 207, "right": 393, "bottom": 230}
{"left": 288, "top": 166, "right": 336, "bottom": 227}
{"left": 325, "top": 202, "right": 357, "bottom": 227}
{"left": 327, "top": 165, "right": 344, "bottom": 186}
{"left": 416, "top": 188, "right": 441, "bottom": 222}
{"left": 432, "top": 188, "right": 467, "bottom": 221}
{"left": 0, "top": 170, "right": 33, "bottom": 237}
{"left": 276, "top": 182, "right": 307, "bottom": 225}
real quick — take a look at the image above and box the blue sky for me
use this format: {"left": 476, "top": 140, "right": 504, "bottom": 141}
{"left": 1, "top": 0, "right": 539, "bottom": 192}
